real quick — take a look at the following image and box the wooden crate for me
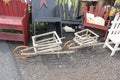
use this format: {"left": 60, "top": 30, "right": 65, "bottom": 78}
{"left": 73, "top": 29, "right": 99, "bottom": 46}
{"left": 32, "top": 31, "right": 62, "bottom": 54}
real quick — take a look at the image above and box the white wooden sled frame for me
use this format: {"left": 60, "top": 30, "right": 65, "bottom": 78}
{"left": 13, "top": 31, "right": 74, "bottom": 59}
{"left": 64, "top": 29, "right": 100, "bottom": 49}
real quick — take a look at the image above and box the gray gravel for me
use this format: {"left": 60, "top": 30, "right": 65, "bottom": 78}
{"left": 7, "top": 32, "right": 120, "bottom": 80}
{"left": 0, "top": 41, "right": 22, "bottom": 80}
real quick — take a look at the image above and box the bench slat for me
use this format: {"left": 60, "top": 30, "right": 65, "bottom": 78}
{"left": 0, "top": 0, "right": 29, "bottom": 45}
{"left": 0, "top": 25, "right": 23, "bottom": 30}
{"left": 0, "top": 32, "right": 24, "bottom": 42}
{"left": 0, "top": 15, "right": 23, "bottom": 26}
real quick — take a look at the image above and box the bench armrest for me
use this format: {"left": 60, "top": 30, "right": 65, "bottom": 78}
{"left": 105, "top": 20, "right": 110, "bottom": 28}
{"left": 22, "top": 8, "right": 29, "bottom": 23}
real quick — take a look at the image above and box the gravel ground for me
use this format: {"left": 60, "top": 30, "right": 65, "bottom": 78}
{"left": 8, "top": 32, "right": 120, "bottom": 80}
{"left": 0, "top": 41, "right": 22, "bottom": 80}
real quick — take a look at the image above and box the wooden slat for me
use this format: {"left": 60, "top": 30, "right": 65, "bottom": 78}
{"left": 0, "top": 32, "right": 24, "bottom": 41}
{"left": 2, "top": 1, "right": 9, "bottom": 15}
{"left": 69, "top": 5, "right": 74, "bottom": 19}
{"left": 94, "top": 5, "right": 99, "bottom": 16}
{"left": 84, "top": 23, "right": 108, "bottom": 30}
{"left": 8, "top": 1, "right": 13, "bottom": 16}
{"left": 60, "top": 4, "right": 64, "bottom": 19}
{"left": 12, "top": 0, "right": 18, "bottom": 16}
{"left": 98, "top": 8, "right": 105, "bottom": 17}
{"left": 0, "top": 0, "right": 27, "bottom": 17}
{"left": 104, "top": 8, "right": 110, "bottom": 20}
{"left": 0, "top": 15, "right": 23, "bottom": 26}
{"left": 89, "top": 5, "right": 94, "bottom": 13}
{"left": 0, "top": 1, "right": 5, "bottom": 14}
{"left": 7, "top": 0, "right": 13, "bottom": 16}
{"left": 17, "top": 0, "right": 22, "bottom": 16}
{"left": 0, "top": 0, "right": 29, "bottom": 46}
{"left": 0, "top": 25, "right": 23, "bottom": 30}
{"left": 65, "top": 4, "right": 69, "bottom": 20}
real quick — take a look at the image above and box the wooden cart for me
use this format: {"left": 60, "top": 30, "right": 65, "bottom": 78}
{"left": 13, "top": 29, "right": 100, "bottom": 60}
{"left": 13, "top": 31, "right": 74, "bottom": 59}
{"left": 64, "top": 29, "right": 100, "bottom": 49}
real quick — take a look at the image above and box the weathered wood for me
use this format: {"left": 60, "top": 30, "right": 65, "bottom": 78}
{"left": 32, "top": 0, "right": 62, "bottom": 36}
{"left": 84, "top": 4, "right": 110, "bottom": 39}
{"left": 73, "top": 29, "right": 99, "bottom": 48}
{"left": 103, "top": 14, "right": 120, "bottom": 56}
{"left": 69, "top": 42, "right": 104, "bottom": 49}
{"left": 13, "top": 31, "right": 74, "bottom": 58}
{"left": 0, "top": 15, "right": 23, "bottom": 25}
{"left": 0, "top": 0, "right": 29, "bottom": 45}
{"left": 60, "top": 3, "right": 81, "bottom": 24}
{"left": 0, "top": 32, "right": 23, "bottom": 41}
{"left": 32, "top": 31, "right": 62, "bottom": 54}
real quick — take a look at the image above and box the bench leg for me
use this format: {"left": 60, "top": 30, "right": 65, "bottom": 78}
{"left": 23, "top": 24, "right": 29, "bottom": 46}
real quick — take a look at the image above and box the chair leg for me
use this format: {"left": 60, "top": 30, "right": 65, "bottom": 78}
{"left": 110, "top": 44, "right": 119, "bottom": 56}
{"left": 103, "top": 37, "right": 109, "bottom": 48}
{"left": 110, "top": 51, "right": 116, "bottom": 57}
{"left": 103, "top": 43, "right": 106, "bottom": 48}
{"left": 104, "top": 31, "right": 108, "bottom": 40}
{"left": 33, "top": 22, "right": 36, "bottom": 35}
{"left": 23, "top": 33, "right": 28, "bottom": 46}
{"left": 23, "top": 26, "right": 29, "bottom": 46}
{"left": 24, "top": 41, "right": 27, "bottom": 46}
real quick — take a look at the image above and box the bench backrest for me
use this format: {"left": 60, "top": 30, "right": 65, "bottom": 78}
{"left": 84, "top": 5, "right": 110, "bottom": 21}
{"left": 0, "top": 0, "right": 27, "bottom": 17}
{"left": 60, "top": 3, "right": 79, "bottom": 20}
{"left": 32, "top": 0, "right": 59, "bottom": 19}
{"left": 59, "top": 0, "right": 80, "bottom": 20}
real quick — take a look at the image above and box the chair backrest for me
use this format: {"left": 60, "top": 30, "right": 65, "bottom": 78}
{"left": 109, "top": 14, "right": 120, "bottom": 36}
{"left": 84, "top": 5, "right": 110, "bottom": 21}
{"left": 60, "top": 2, "right": 79, "bottom": 20}
{"left": 32, "top": 0, "right": 60, "bottom": 19}
{"left": 0, "top": 0, "right": 27, "bottom": 17}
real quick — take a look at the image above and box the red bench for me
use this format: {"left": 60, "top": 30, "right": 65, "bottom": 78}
{"left": 0, "top": 0, "right": 29, "bottom": 45}
{"left": 84, "top": 5, "right": 110, "bottom": 38}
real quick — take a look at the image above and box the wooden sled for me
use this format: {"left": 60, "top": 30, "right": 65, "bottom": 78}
{"left": 13, "top": 31, "right": 74, "bottom": 59}
{"left": 64, "top": 29, "right": 100, "bottom": 49}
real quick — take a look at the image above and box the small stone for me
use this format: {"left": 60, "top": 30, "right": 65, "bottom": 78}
{"left": 59, "top": 65, "right": 62, "bottom": 68}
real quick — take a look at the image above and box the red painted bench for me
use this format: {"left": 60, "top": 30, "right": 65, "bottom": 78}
{"left": 84, "top": 5, "right": 110, "bottom": 38}
{"left": 0, "top": 0, "right": 29, "bottom": 45}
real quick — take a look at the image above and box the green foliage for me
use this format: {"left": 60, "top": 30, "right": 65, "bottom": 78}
{"left": 0, "top": 29, "right": 22, "bottom": 33}
{"left": 35, "top": 22, "right": 46, "bottom": 27}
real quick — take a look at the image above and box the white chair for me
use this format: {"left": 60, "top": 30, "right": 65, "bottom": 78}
{"left": 103, "top": 14, "right": 120, "bottom": 56}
